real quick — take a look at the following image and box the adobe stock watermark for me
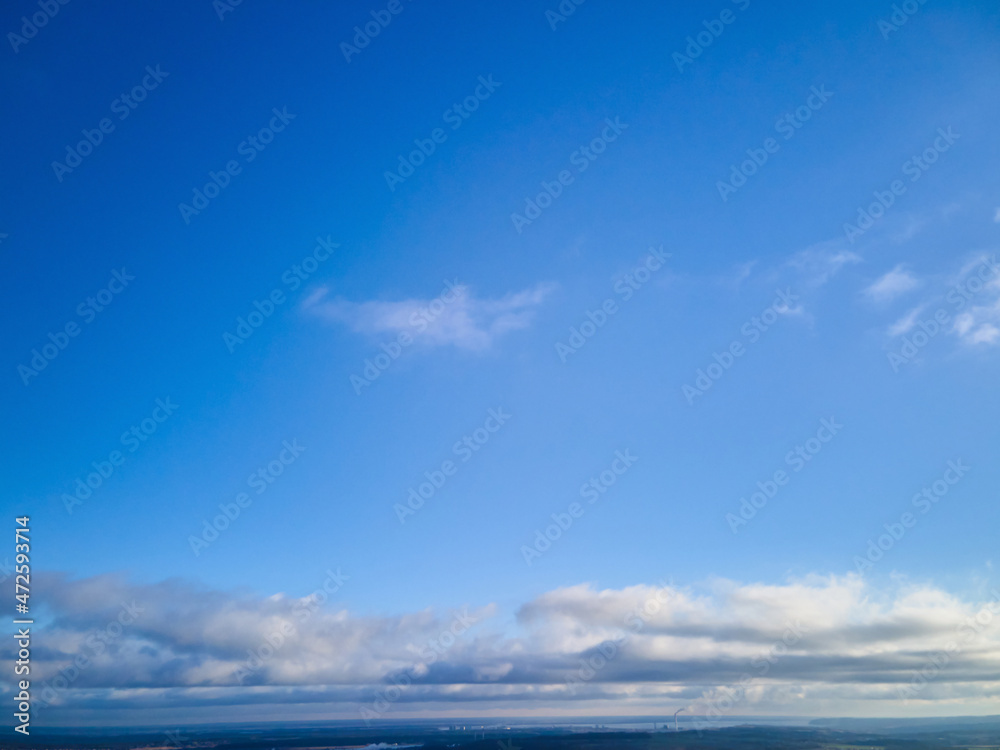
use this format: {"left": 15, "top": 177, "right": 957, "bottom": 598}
{"left": 35, "top": 601, "right": 143, "bottom": 712}
{"left": 7, "top": 0, "right": 73, "bottom": 53}
{"left": 682, "top": 288, "right": 799, "bottom": 404}
{"left": 178, "top": 107, "right": 296, "bottom": 224}
{"left": 521, "top": 449, "right": 638, "bottom": 565}
{"left": 385, "top": 75, "right": 501, "bottom": 191}
{"left": 359, "top": 607, "right": 480, "bottom": 724}
{"left": 223, "top": 235, "right": 339, "bottom": 353}
{"left": 395, "top": 408, "right": 511, "bottom": 524}
{"left": 52, "top": 65, "right": 169, "bottom": 182}
{"left": 18, "top": 268, "right": 135, "bottom": 386}
{"left": 716, "top": 85, "right": 833, "bottom": 201}
{"left": 726, "top": 417, "right": 842, "bottom": 534}
{"left": 545, "top": 0, "right": 587, "bottom": 31}
{"left": 232, "top": 567, "right": 349, "bottom": 684}
{"left": 383, "top": 74, "right": 503, "bottom": 193}
{"left": 689, "top": 620, "right": 807, "bottom": 732}
{"left": 843, "top": 127, "right": 959, "bottom": 243}
{"left": 350, "top": 279, "right": 464, "bottom": 395}
{"left": 213, "top": 0, "right": 246, "bottom": 21}
{"left": 564, "top": 583, "right": 671, "bottom": 695}
{"left": 340, "top": 0, "right": 416, "bottom": 63}
{"left": 887, "top": 255, "right": 999, "bottom": 372}
{"left": 878, "top": 0, "right": 930, "bottom": 40}
{"left": 555, "top": 246, "right": 670, "bottom": 363}
{"left": 853, "top": 459, "right": 970, "bottom": 575}
{"left": 510, "top": 117, "right": 628, "bottom": 233}
{"left": 673, "top": 0, "right": 751, "bottom": 72}
{"left": 897, "top": 588, "right": 1000, "bottom": 701}
{"left": 188, "top": 439, "right": 306, "bottom": 555}
{"left": 62, "top": 397, "right": 179, "bottom": 514}
{"left": 164, "top": 729, "right": 189, "bottom": 749}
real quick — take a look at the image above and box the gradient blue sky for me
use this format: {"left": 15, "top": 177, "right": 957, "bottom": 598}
{"left": 2, "top": 0, "right": 1000, "bottom": 725}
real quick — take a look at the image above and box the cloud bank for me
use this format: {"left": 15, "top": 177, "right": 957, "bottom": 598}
{"left": 6, "top": 573, "right": 1000, "bottom": 725}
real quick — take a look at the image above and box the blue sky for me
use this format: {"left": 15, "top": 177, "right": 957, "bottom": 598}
{"left": 2, "top": 0, "right": 1000, "bottom": 727}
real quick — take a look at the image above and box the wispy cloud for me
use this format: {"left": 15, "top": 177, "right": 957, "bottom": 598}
{"left": 303, "top": 282, "right": 556, "bottom": 352}
{"left": 881, "top": 255, "right": 1000, "bottom": 349}
{"left": 783, "top": 241, "right": 861, "bottom": 288}
{"left": 955, "top": 304, "right": 1000, "bottom": 346}
{"left": 865, "top": 265, "right": 921, "bottom": 303}
{"left": 947, "top": 255, "right": 1000, "bottom": 347}
{"left": 887, "top": 305, "right": 925, "bottom": 336}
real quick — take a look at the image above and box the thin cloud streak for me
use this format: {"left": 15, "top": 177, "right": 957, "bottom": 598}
{"left": 303, "top": 282, "right": 557, "bottom": 351}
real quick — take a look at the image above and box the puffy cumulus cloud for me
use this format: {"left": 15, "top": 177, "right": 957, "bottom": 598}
{"left": 5, "top": 573, "right": 1000, "bottom": 724}
{"left": 302, "top": 281, "right": 556, "bottom": 352}
{"left": 865, "top": 265, "right": 922, "bottom": 303}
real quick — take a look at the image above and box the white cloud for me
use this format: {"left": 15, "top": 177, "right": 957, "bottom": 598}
{"left": 303, "top": 281, "right": 556, "bottom": 352}
{"left": 949, "top": 255, "right": 1000, "bottom": 346}
{"left": 865, "top": 265, "right": 921, "bottom": 303}
{"left": 887, "top": 305, "right": 924, "bottom": 336}
{"left": 955, "top": 310, "right": 1000, "bottom": 345}
{"left": 880, "top": 255, "right": 1000, "bottom": 348}
{"left": 993, "top": 207, "right": 1000, "bottom": 223}
{"left": 784, "top": 241, "right": 861, "bottom": 288}
{"left": 968, "top": 323, "right": 1000, "bottom": 344}
{"left": 21, "top": 573, "right": 1000, "bottom": 723}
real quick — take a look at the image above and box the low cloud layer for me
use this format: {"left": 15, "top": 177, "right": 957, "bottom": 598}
{"left": 6, "top": 573, "right": 1000, "bottom": 724}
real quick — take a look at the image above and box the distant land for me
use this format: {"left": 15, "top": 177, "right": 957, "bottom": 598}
{"left": 5, "top": 715, "right": 1000, "bottom": 750}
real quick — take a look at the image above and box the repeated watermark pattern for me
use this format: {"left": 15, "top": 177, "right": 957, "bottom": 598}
{"left": 843, "top": 127, "right": 959, "bottom": 243}
{"left": 853, "top": 459, "right": 970, "bottom": 574}
{"left": 878, "top": 0, "right": 930, "bottom": 40}
{"left": 510, "top": 118, "right": 627, "bottom": 233}
{"left": 726, "top": 418, "right": 842, "bottom": 534}
{"left": 521, "top": 449, "right": 638, "bottom": 565}
{"left": 7, "top": 0, "right": 74, "bottom": 53}
{"left": 178, "top": 107, "right": 296, "bottom": 223}
{"left": 358, "top": 607, "right": 481, "bottom": 724}
{"left": 223, "top": 236, "right": 339, "bottom": 353}
{"left": 350, "top": 279, "right": 465, "bottom": 394}
{"left": 673, "top": 0, "right": 751, "bottom": 72}
{"left": 19, "top": 268, "right": 135, "bottom": 386}
{"left": 555, "top": 246, "right": 670, "bottom": 362}
{"left": 188, "top": 439, "right": 306, "bottom": 555}
{"left": 395, "top": 408, "right": 511, "bottom": 524}
{"left": 340, "top": 0, "right": 417, "bottom": 63}
{"left": 62, "top": 397, "right": 179, "bottom": 514}
{"left": 384, "top": 75, "right": 501, "bottom": 191}
{"left": 682, "top": 289, "right": 799, "bottom": 404}
{"left": 716, "top": 85, "right": 833, "bottom": 201}
{"left": 887, "top": 255, "right": 999, "bottom": 371}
